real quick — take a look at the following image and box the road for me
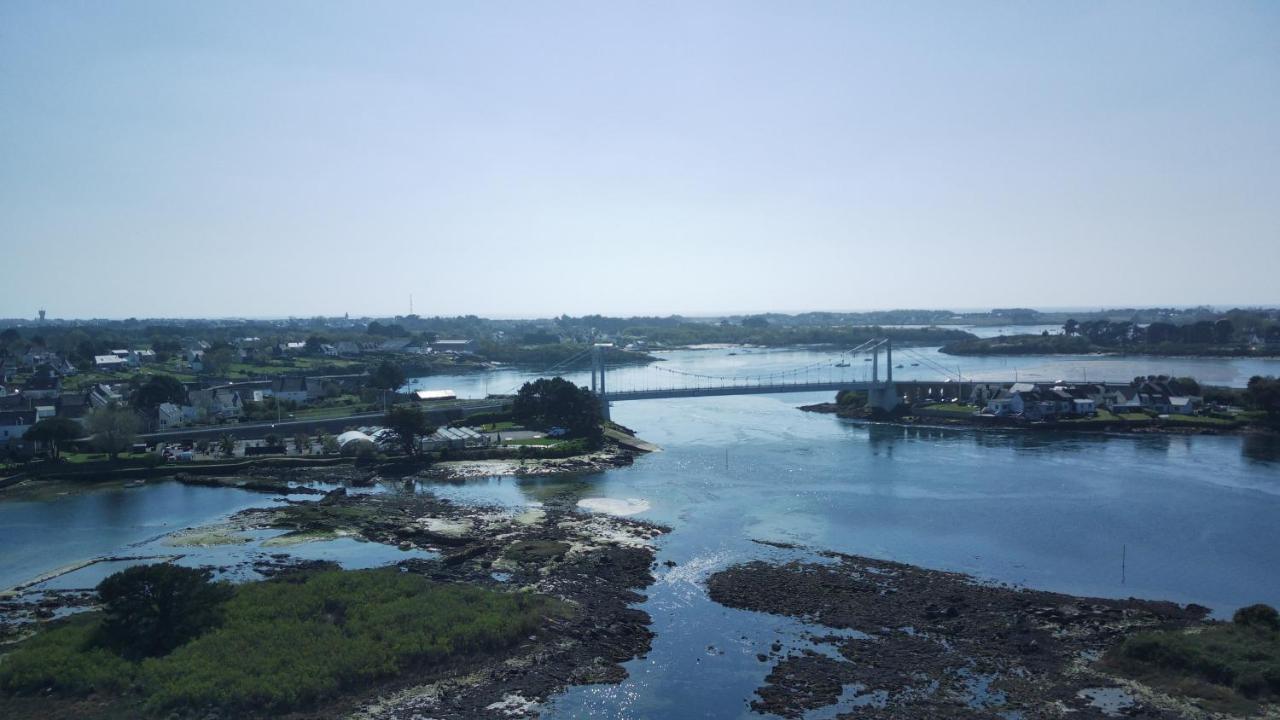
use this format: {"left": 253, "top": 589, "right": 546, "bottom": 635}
{"left": 138, "top": 400, "right": 509, "bottom": 442}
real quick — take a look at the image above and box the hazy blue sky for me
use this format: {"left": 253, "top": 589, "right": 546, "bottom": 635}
{"left": 2, "top": 1, "right": 1277, "bottom": 319}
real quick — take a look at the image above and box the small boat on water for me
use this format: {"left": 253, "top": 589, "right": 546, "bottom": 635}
{"left": 834, "top": 361, "right": 850, "bottom": 367}
{"left": 863, "top": 358, "right": 872, "bottom": 362}
{"left": 895, "top": 364, "right": 904, "bottom": 369}
{"left": 123, "top": 479, "right": 146, "bottom": 488}
{"left": 911, "top": 362, "right": 920, "bottom": 366}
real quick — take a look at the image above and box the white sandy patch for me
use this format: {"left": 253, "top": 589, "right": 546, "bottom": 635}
{"left": 486, "top": 693, "right": 538, "bottom": 716}
{"left": 418, "top": 517, "right": 474, "bottom": 538}
{"left": 576, "top": 497, "right": 651, "bottom": 516}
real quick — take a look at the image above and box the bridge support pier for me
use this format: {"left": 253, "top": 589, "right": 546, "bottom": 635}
{"left": 868, "top": 383, "right": 900, "bottom": 413}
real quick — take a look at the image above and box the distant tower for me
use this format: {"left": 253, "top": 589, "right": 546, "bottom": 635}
{"left": 410, "top": 294, "right": 414, "bottom": 315}
{"left": 38, "top": 309, "right": 46, "bottom": 322}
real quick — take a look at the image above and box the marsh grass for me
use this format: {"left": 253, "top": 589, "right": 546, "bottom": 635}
{"left": 1, "top": 568, "right": 562, "bottom": 716}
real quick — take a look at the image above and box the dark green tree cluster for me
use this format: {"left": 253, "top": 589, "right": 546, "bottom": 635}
{"left": 96, "top": 564, "right": 233, "bottom": 660}
{"left": 512, "top": 377, "right": 603, "bottom": 447}
{"left": 384, "top": 404, "right": 434, "bottom": 455}
{"left": 1247, "top": 376, "right": 1280, "bottom": 422}
{"left": 132, "top": 374, "right": 188, "bottom": 409}
{"left": 23, "top": 417, "right": 83, "bottom": 459}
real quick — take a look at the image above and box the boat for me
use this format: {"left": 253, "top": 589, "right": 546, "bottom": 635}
{"left": 834, "top": 361, "right": 850, "bottom": 367}
{"left": 863, "top": 358, "right": 872, "bottom": 362}
{"left": 911, "top": 362, "right": 920, "bottom": 366}
{"left": 895, "top": 364, "right": 904, "bottom": 369}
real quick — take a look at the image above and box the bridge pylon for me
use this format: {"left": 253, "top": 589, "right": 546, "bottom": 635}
{"left": 867, "top": 338, "right": 900, "bottom": 413}
{"left": 592, "top": 343, "right": 612, "bottom": 421}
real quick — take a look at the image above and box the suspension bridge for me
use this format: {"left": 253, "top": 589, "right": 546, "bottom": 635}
{"left": 531, "top": 339, "right": 998, "bottom": 420}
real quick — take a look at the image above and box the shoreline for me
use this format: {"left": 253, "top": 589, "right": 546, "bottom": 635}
{"left": 799, "top": 402, "right": 1277, "bottom": 438}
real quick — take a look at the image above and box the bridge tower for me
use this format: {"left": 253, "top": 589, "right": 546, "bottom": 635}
{"left": 591, "top": 344, "right": 612, "bottom": 421}
{"left": 866, "top": 338, "right": 900, "bottom": 412}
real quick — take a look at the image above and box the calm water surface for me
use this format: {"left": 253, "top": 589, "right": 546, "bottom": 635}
{"left": 3, "top": 346, "right": 1279, "bottom": 718}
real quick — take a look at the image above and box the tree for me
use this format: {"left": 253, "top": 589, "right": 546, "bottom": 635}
{"left": 23, "top": 417, "right": 83, "bottom": 459}
{"left": 369, "top": 360, "right": 407, "bottom": 392}
{"left": 95, "top": 564, "right": 233, "bottom": 660}
{"left": 319, "top": 433, "right": 339, "bottom": 455}
{"left": 1063, "top": 319, "right": 1079, "bottom": 336}
{"left": 86, "top": 403, "right": 140, "bottom": 460}
{"left": 201, "top": 346, "right": 237, "bottom": 376}
{"left": 512, "top": 377, "right": 603, "bottom": 446}
{"left": 132, "top": 374, "right": 187, "bottom": 409}
{"left": 1213, "top": 319, "right": 1234, "bottom": 344}
{"left": 384, "top": 405, "right": 432, "bottom": 455}
{"left": 304, "top": 335, "right": 330, "bottom": 354}
{"left": 1246, "top": 376, "right": 1280, "bottom": 421}
{"left": 218, "top": 433, "right": 236, "bottom": 458}
{"left": 294, "top": 432, "right": 311, "bottom": 455}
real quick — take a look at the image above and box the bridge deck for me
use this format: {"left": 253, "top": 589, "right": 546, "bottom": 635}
{"left": 601, "top": 379, "right": 1126, "bottom": 402}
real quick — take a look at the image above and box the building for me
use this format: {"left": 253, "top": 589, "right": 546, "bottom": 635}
{"left": 270, "top": 377, "right": 317, "bottom": 404}
{"left": 420, "top": 426, "right": 488, "bottom": 451}
{"left": 157, "top": 402, "right": 185, "bottom": 430}
{"left": 413, "top": 389, "right": 457, "bottom": 402}
{"left": 0, "top": 409, "right": 36, "bottom": 446}
{"left": 94, "top": 354, "right": 128, "bottom": 371}
{"left": 88, "top": 383, "right": 125, "bottom": 408}
{"left": 188, "top": 387, "right": 244, "bottom": 421}
{"left": 22, "top": 373, "right": 62, "bottom": 400}
{"left": 430, "top": 339, "right": 477, "bottom": 354}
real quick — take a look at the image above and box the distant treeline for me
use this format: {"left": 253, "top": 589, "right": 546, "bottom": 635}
{"left": 941, "top": 315, "right": 1280, "bottom": 357}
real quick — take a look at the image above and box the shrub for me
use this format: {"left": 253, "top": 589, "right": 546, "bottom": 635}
{"left": 1235, "top": 604, "right": 1280, "bottom": 631}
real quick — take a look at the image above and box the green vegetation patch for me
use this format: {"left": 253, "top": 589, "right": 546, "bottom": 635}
{"left": 916, "top": 403, "right": 979, "bottom": 415}
{"left": 503, "top": 540, "right": 570, "bottom": 564}
{"left": 0, "top": 568, "right": 562, "bottom": 716}
{"left": 1105, "top": 604, "right": 1280, "bottom": 713}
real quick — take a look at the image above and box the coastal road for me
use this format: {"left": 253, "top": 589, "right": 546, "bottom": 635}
{"left": 138, "top": 400, "right": 509, "bottom": 443}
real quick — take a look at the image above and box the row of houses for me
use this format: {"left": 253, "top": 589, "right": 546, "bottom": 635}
{"left": 978, "top": 380, "right": 1201, "bottom": 420}
{"left": 315, "top": 338, "right": 478, "bottom": 357}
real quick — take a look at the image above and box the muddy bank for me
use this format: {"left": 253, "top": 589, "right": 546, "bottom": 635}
{"left": 709, "top": 550, "right": 1220, "bottom": 719}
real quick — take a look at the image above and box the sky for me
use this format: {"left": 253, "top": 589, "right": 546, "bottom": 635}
{"left": 1, "top": 1, "right": 1277, "bottom": 319}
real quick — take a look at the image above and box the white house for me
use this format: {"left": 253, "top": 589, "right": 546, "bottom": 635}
{"left": 270, "top": 377, "right": 314, "bottom": 404}
{"left": 1167, "top": 396, "right": 1197, "bottom": 414}
{"left": 94, "top": 354, "right": 128, "bottom": 371}
{"left": 1072, "top": 398, "right": 1097, "bottom": 415}
{"left": 157, "top": 402, "right": 185, "bottom": 430}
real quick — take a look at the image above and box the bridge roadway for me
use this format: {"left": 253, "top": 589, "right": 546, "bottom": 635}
{"left": 602, "top": 381, "right": 887, "bottom": 401}
{"left": 601, "top": 379, "right": 1128, "bottom": 403}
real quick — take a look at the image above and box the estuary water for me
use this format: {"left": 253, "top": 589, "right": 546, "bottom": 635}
{"left": 2, "top": 346, "right": 1279, "bottom": 718}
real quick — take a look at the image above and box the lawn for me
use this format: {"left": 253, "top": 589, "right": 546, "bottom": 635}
{"left": 1165, "top": 413, "right": 1240, "bottom": 427}
{"left": 917, "top": 403, "right": 980, "bottom": 415}
{"left": 0, "top": 568, "right": 564, "bottom": 717}
{"left": 504, "top": 437, "right": 559, "bottom": 446}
